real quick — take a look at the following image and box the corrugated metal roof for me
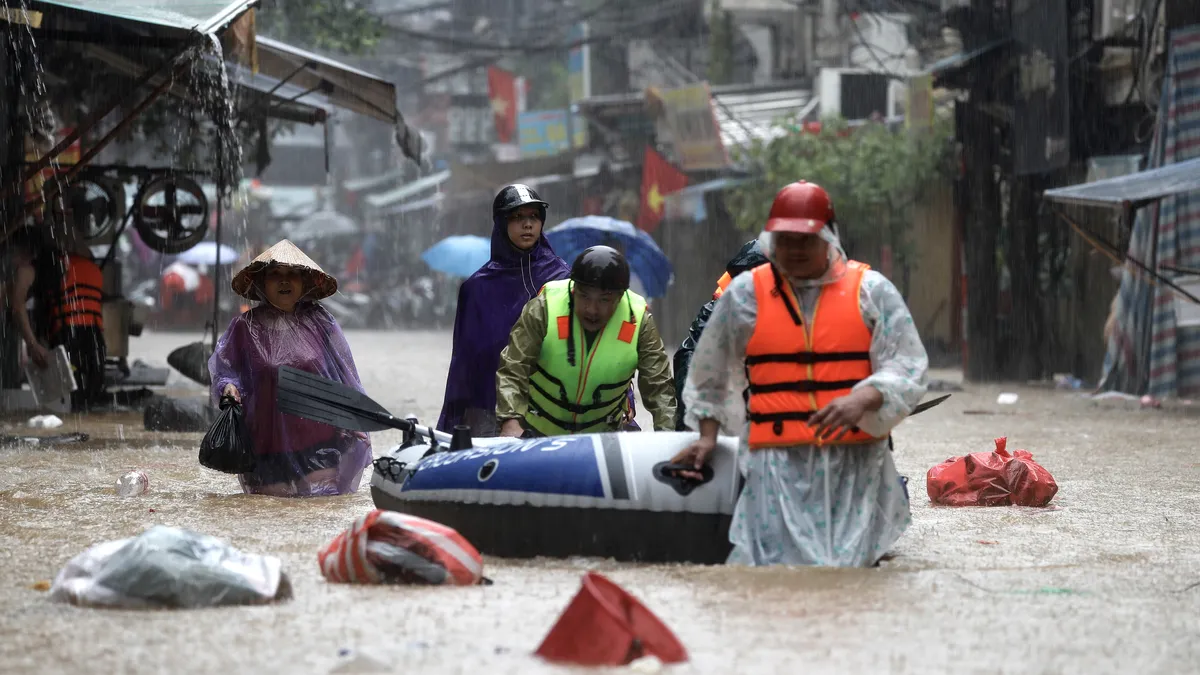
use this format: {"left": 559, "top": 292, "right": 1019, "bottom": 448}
{"left": 33, "top": 0, "right": 254, "bottom": 34}
{"left": 577, "top": 84, "right": 815, "bottom": 156}
{"left": 713, "top": 88, "right": 816, "bottom": 150}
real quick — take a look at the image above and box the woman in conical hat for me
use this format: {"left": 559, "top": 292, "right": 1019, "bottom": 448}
{"left": 208, "top": 239, "right": 372, "bottom": 497}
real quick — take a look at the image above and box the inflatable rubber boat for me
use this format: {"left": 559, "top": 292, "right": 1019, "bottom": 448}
{"left": 370, "top": 429, "right": 742, "bottom": 564}
{"left": 275, "top": 366, "right": 949, "bottom": 565}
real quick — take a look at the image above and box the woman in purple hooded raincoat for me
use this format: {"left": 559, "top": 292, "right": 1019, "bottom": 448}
{"left": 436, "top": 184, "right": 572, "bottom": 435}
{"left": 209, "top": 239, "right": 372, "bottom": 497}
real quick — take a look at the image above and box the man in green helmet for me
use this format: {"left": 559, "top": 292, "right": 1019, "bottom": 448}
{"left": 495, "top": 245, "right": 677, "bottom": 437}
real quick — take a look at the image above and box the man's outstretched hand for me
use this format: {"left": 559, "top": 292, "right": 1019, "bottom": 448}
{"left": 808, "top": 387, "right": 883, "bottom": 441}
{"left": 670, "top": 418, "right": 721, "bottom": 481}
{"left": 499, "top": 418, "right": 524, "bottom": 438}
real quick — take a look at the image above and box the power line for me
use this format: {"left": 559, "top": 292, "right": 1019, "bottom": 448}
{"left": 840, "top": 6, "right": 911, "bottom": 81}
{"left": 418, "top": 0, "right": 697, "bottom": 84}
{"left": 392, "top": 0, "right": 694, "bottom": 54}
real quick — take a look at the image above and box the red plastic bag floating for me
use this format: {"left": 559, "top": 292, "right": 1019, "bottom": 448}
{"left": 926, "top": 437, "right": 1058, "bottom": 507}
{"left": 318, "top": 510, "right": 484, "bottom": 585}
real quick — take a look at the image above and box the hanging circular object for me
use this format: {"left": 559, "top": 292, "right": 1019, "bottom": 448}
{"left": 133, "top": 174, "right": 210, "bottom": 254}
{"left": 43, "top": 176, "right": 124, "bottom": 243}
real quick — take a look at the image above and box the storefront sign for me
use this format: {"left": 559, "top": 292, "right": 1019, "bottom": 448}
{"left": 519, "top": 109, "right": 572, "bottom": 158}
{"left": 661, "top": 82, "right": 728, "bottom": 171}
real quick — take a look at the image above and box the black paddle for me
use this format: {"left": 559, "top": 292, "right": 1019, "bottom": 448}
{"left": 278, "top": 366, "right": 950, "bottom": 441}
{"left": 277, "top": 366, "right": 453, "bottom": 444}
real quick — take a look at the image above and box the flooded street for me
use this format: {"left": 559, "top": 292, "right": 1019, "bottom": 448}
{"left": 1, "top": 330, "right": 1198, "bottom": 674}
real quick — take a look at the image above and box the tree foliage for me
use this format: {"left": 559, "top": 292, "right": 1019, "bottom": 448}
{"left": 513, "top": 53, "right": 572, "bottom": 111}
{"left": 255, "top": 0, "right": 384, "bottom": 54}
{"left": 726, "top": 115, "right": 955, "bottom": 287}
{"left": 707, "top": 0, "right": 734, "bottom": 86}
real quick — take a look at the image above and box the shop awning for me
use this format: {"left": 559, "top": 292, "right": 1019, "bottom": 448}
{"left": 1042, "top": 157, "right": 1200, "bottom": 209}
{"left": 366, "top": 169, "right": 451, "bottom": 210}
{"left": 380, "top": 191, "right": 444, "bottom": 216}
{"left": 344, "top": 166, "right": 406, "bottom": 193}
{"left": 83, "top": 43, "right": 327, "bottom": 125}
{"left": 664, "top": 177, "right": 750, "bottom": 222}
{"left": 255, "top": 36, "right": 425, "bottom": 165}
{"left": 31, "top": 0, "right": 255, "bottom": 36}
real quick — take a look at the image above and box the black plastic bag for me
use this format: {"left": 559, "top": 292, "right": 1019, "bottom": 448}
{"left": 672, "top": 239, "right": 768, "bottom": 431}
{"left": 199, "top": 396, "right": 256, "bottom": 474}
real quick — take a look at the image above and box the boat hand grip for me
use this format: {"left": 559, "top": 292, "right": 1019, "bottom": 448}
{"left": 652, "top": 462, "right": 714, "bottom": 497}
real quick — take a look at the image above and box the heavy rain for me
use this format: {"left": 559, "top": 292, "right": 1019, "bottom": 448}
{"left": 1, "top": 0, "right": 1199, "bottom": 673}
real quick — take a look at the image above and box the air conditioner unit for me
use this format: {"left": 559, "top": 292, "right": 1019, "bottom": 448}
{"left": 817, "top": 68, "right": 899, "bottom": 120}
{"left": 1095, "top": 0, "right": 1139, "bottom": 40}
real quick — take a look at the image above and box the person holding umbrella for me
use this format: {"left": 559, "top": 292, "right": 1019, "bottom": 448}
{"left": 436, "top": 184, "right": 571, "bottom": 436}
{"left": 495, "top": 246, "right": 676, "bottom": 437}
{"left": 670, "top": 181, "right": 928, "bottom": 567}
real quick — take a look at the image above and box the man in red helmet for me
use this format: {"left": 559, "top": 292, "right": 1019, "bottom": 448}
{"left": 670, "top": 181, "right": 929, "bottom": 567}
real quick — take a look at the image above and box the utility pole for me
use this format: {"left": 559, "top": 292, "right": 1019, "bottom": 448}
{"left": 816, "top": 0, "right": 843, "bottom": 69}
{"left": 1166, "top": 0, "right": 1200, "bottom": 31}
{"left": 0, "top": 35, "right": 25, "bottom": 392}
{"left": 960, "top": 0, "right": 1002, "bottom": 381}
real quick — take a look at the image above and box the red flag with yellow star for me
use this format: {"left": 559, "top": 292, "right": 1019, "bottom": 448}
{"left": 636, "top": 147, "right": 688, "bottom": 233}
{"left": 487, "top": 66, "right": 518, "bottom": 144}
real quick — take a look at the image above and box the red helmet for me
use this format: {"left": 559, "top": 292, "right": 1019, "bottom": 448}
{"left": 765, "top": 180, "right": 834, "bottom": 234}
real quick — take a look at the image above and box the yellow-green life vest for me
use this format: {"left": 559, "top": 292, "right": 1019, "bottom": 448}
{"left": 526, "top": 279, "right": 648, "bottom": 436}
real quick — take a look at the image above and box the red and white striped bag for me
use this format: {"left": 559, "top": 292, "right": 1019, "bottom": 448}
{"left": 318, "top": 510, "right": 484, "bottom": 586}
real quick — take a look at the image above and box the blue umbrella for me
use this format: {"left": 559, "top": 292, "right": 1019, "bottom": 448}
{"left": 421, "top": 235, "right": 491, "bottom": 279}
{"left": 545, "top": 216, "right": 673, "bottom": 298}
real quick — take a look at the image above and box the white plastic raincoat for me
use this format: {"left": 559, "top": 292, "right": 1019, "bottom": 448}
{"left": 682, "top": 228, "right": 928, "bottom": 567}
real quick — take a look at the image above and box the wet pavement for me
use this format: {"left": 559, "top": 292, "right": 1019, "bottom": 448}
{"left": 2, "top": 329, "right": 1199, "bottom": 674}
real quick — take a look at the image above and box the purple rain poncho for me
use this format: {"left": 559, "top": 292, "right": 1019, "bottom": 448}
{"left": 436, "top": 216, "right": 571, "bottom": 434}
{"left": 208, "top": 302, "right": 373, "bottom": 497}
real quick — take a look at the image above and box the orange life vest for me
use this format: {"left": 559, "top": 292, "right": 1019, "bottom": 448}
{"left": 712, "top": 272, "right": 733, "bottom": 300}
{"left": 48, "top": 253, "right": 104, "bottom": 334}
{"left": 744, "top": 260, "right": 880, "bottom": 449}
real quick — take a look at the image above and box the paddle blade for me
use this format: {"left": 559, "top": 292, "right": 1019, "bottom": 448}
{"left": 912, "top": 394, "right": 951, "bottom": 415}
{"left": 276, "top": 366, "right": 402, "bottom": 432}
{"left": 277, "top": 387, "right": 392, "bottom": 432}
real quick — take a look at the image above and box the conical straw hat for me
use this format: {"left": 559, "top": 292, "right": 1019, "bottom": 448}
{"left": 231, "top": 239, "right": 338, "bottom": 301}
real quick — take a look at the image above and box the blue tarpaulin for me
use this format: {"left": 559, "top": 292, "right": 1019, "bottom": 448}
{"left": 1042, "top": 157, "right": 1200, "bottom": 210}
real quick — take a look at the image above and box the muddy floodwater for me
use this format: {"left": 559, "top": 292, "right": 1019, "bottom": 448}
{"left": 2, "top": 330, "right": 1199, "bottom": 674}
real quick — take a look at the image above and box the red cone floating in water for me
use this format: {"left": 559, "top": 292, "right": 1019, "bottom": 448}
{"left": 535, "top": 571, "right": 688, "bottom": 666}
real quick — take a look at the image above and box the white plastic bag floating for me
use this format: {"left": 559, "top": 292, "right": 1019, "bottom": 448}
{"left": 27, "top": 415, "right": 63, "bottom": 429}
{"left": 49, "top": 525, "right": 291, "bottom": 609}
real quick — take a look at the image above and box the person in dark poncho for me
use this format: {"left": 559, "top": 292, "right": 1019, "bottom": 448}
{"left": 673, "top": 239, "right": 768, "bottom": 430}
{"left": 436, "top": 184, "right": 571, "bottom": 435}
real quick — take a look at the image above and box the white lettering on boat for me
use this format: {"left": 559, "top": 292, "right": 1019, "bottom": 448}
{"left": 416, "top": 436, "right": 584, "bottom": 470}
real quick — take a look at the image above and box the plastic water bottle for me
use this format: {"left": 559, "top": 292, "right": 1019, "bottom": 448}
{"left": 116, "top": 471, "right": 149, "bottom": 497}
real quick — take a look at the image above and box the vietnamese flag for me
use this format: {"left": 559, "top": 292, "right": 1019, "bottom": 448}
{"left": 636, "top": 147, "right": 688, "bottom": 233}
{"left": 487, "top": 66, "right": 518, "bottom": 143}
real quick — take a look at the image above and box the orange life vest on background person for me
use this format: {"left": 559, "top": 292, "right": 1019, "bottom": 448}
{"left": 744, "top": 260, "right": 880, "bottom": 449}
{"left": 712, "top": 272, "right": 733, "bottom": 300}
{"left": 48, "top": 253, "right": 104, "bottom": 335}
